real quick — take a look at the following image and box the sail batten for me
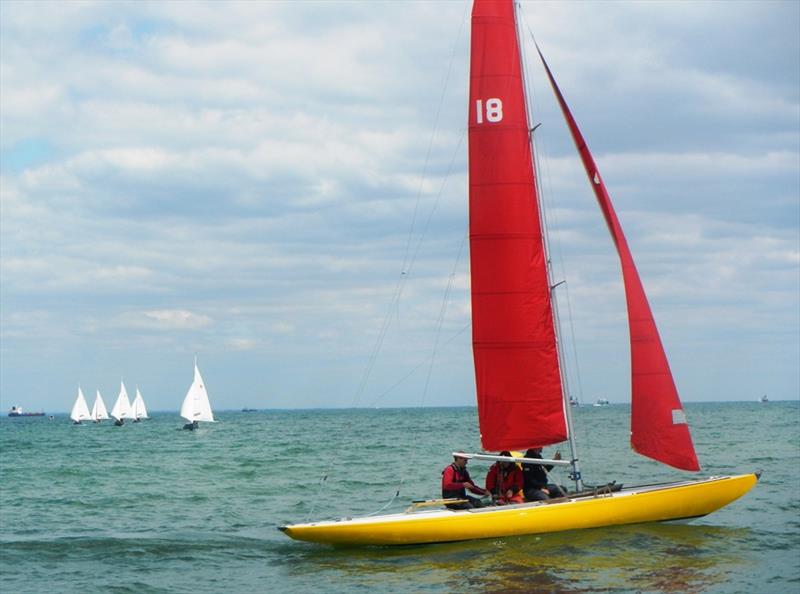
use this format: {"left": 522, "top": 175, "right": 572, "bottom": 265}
{"left": 535, "top": 45, "right": 700, "bottom": 472}
{"left": 469, "top": 0, "right": 566, "bottom": 452}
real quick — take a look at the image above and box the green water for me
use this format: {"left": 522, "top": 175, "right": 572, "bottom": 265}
{"left": 1, "top": 402, "right": 798, "bottom": 593}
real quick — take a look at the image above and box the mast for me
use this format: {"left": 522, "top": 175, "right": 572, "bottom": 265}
{"left": 514, "top": 1, "right": 583, "bottom": 491}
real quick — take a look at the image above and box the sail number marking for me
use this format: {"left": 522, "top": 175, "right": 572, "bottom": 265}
{"left": 476, "top": 98, "right": 503, "bottom": 124}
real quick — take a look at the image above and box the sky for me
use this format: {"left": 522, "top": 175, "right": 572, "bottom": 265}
{"left": 1, "top": 0, "right": 798, "bottom": 414}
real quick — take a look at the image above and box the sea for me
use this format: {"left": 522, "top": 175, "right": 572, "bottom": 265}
{"left": 1, "top": 401, "right": 798, "bottom": 594}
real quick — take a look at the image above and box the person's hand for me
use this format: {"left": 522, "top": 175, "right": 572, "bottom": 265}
{"left": 542, "top": 488, "right": 550, "bottom": 495}
{"left": 554, "top": 450, "right": 562, "bottom": 461}
{"left": 504, "top": 489, "right": 513, "bottom": 498}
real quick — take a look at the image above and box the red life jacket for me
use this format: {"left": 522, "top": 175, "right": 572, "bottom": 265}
{"left": 441, "top": 463, "right": 472, "bottom": 499}
{"left": 486, "top": 463, "right": 523, "bottom": 497}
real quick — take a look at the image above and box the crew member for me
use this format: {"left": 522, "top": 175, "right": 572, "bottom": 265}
{"left": 485, "top": 451, "right": 524, "bottom": 505}
{"left": 441, "top": 454, "right": 489, "bottom": 509}
{"left": 522, "top": 447, "right": 566, "bottom": 501}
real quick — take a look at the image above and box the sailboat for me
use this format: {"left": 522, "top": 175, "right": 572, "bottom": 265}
{"left": 90, "top": 390, "right": 109, "bottom": 423}
{"left": 110, "top": 381, "right": 132, "bottom": 426}
{"left": 69, "top": 387, "right": 91, "bottom": 424}
{"left": 131, "top": 388, "right": 149, "bottom": 422}
{"left": 279, "top": 0, "right": 758, "bottom": 546}
{"left": 180, "top": 360, "right": 215, "bottom": 430}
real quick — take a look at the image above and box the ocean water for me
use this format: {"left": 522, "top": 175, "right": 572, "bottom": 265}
{"left": 1, "top": 402, "right": 798, "bottom": 593}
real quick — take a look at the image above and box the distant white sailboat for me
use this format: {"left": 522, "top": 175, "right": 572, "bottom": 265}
{"left": 110, "top": 381, "right": 132, "bottom": 426}
{"left": 70, "top": 387, "right": 91, "bottom": 424}
{"left": 131, "top": 388, "right": 149, "bottom": 422}
{"left": 180, "top": 361, "right": 215, "bottom": 430}
{"left": 91, "top": 390, "right": 109, "bottom": 422}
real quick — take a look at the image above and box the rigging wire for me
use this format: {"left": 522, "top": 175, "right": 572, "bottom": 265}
{"left": 398, "top": 3, "right": 468, "bottom": 279}
{"left": 397, "top": 229, "right": 468, "bottom": 487}
{"left": 421, "top": 234, "right": 467, "bottom": 408}
{"left": 519, "top": 8, "right": 588, "bottom": 408}
{"left": 350, "top": 4, "right": 469, "bottom": 415}
{"left": 364, "top": 478, "right": 404, "bottom": 517}
{"left": 518, "top": 3, "right": 590, "bottom": 486}
{"left": 308, "top": 1, "right": 471, "bottom": 520}
{"left": 365, "top": 322, "right": 470, "bottom": 409}
{"left": 370, "top": 127, "right": 468, "bottom": 509}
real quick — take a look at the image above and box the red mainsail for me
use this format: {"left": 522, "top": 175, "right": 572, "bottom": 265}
{"left": 536, "top": 46, "right": 700, "bottom": 471}
{"left": 468, "top": 0, "right": 567, "bottom": 452}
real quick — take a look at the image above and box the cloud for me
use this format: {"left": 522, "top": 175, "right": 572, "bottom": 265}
{"left": 225, "top": 337, "right": 259, "bottom": 351}
{"left": 1, "top": 0, "right": 797, "bottom": 411}
{"left": 141, "top": 309, "right": 212, "bottom": 330}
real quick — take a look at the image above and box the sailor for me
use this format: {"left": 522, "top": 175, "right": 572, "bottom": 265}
{"left": 522, "top": 447, "right": 566, "bottom": 501}
{"left": 441, "top": 455, "right": 489, "bottom": 509}
{"left": 485, "top": 451, "right": 524, "bottom": 505}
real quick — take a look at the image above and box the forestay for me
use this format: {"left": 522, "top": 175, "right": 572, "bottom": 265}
{"left": 536, "top": 46, "right": 700, "bottom": 472}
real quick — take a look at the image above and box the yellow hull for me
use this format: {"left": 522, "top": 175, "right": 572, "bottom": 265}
{"left": 280, "top": 473, "right": 758, "bottom": 546}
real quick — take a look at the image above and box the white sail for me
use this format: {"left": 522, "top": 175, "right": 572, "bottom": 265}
{"left": 110, "top": 381, "right": 132, "bottom": 420}
{"left": 180, "top": 363, "right": 215, "bottom": 423}
{"left": 131, "top": 388, "right": 149, "bottom": 419}
{"left": 91, "top": 390, "right": 109, "bottom": 421}
{"left": 70, "top": 387, "right": 91, "bottom": 422}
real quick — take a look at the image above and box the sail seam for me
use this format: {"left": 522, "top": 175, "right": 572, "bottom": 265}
{"left": 470, "top": 234, "right": 540, "bottom": 240}
{"left": 474, "top": 343, "right": 559, "bottom": 348}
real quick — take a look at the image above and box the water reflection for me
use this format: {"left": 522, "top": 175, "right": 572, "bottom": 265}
{"left": 277, "top": 523, "right": 752, "bottom": 593}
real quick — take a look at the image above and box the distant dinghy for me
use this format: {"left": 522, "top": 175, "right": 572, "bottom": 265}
{"left": 180, "top": 361, "right": 215, "bottom": 430}
{"left": 91, "top": 390, "right": 109, "bottom": 423}
{"left": 70, "top": 387, "right": 91, "bottom": 424}
{"left": 131, "top": 388, "right": 149, "bottom": 422}
{"left": 110, "top": 381, "right": 132, "bottom": 426}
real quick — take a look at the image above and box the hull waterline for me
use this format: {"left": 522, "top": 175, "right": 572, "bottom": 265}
{"left": 279, "top": 473, "right": 758, "bottom": 546}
